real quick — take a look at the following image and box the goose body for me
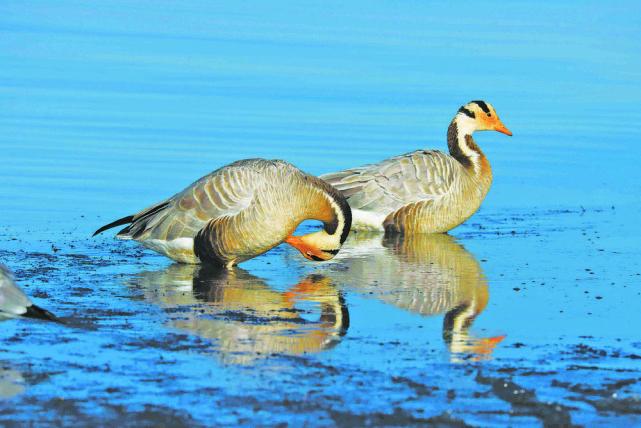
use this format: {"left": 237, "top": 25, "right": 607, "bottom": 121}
{"left": 0, "top": 265, "right": 57, "bottom": 322}
{"left": 321, "top": 101, "right": 511, "bottom": 234}
{"left": 94, "top": 159, "right": 351, "bottom": 267}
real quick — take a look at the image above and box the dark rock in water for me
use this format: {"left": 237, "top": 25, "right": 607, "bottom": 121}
{"left": 476, "top": 372, "right": 574, "bottom": 427}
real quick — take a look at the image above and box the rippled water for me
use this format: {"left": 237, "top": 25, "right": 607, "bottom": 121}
{"left": 1, "top": 1, "right": 641, "bottom": 425}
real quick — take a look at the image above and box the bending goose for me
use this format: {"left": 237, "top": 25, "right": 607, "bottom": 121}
{"left": 94, "top": 159, "right": 352, "bottom": 267}
{"left": 321, "top": 101, "right": 512, "bottom": 234}
{"left": 0, "top": 264, "right": 58, "bottom": 322}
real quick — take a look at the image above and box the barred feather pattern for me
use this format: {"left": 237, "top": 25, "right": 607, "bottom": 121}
{"left": 109, "top": 159, "right": 348, "bottom": 265}
{"left": 321, "top": 145, "right": 492, "bottom": 234}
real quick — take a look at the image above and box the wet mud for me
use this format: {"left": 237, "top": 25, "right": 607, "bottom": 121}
{"left": 0, "top": 207, "right": 639, "bottom": 425}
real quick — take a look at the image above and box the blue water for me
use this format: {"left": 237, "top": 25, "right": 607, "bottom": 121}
{"left": 1, "top": 1, "right": 641, "bottom": 425}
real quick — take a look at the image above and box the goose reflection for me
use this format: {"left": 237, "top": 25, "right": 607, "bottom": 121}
{"left": 0, "top": 367, "right": 25, "bottom": 399}
{"left": 130, "top": 265, "right": 349, "bottom": 365}
{"left": 330, "top": 233, "right": 504, "bottom": 360}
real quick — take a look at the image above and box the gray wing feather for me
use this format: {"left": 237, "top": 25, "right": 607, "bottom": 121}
{"left": 0, "top": 264, "right": 31, "bottom": 318}
{"left": 321, "top": 150, "right": 461, "bottom": 215}
{"left": 122, "top": 159, "right": 287, "bottom": 241}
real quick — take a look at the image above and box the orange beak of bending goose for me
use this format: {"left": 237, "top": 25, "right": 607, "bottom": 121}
{"left": 285, "top": 235, "right": 334, "bottom": 262}
{"left": 283, "top": 178, "right": 350, "bottom": 263}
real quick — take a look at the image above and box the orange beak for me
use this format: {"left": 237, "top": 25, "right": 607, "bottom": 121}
{"left": 494, "top": 120, "right": 512, "bottom": 136}
{"left": 284, "top": 235, "right": 328, "bottom": 261}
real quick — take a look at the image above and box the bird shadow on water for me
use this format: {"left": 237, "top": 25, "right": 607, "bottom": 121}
{"left": 127, "top": 265, "right": 349, "bottom": 365}
{"left": 319, "top": 232, "right": 505, "bottom": 362}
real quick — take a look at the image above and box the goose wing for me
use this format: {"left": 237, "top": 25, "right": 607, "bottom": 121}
{"left": 0, "top": 265, "right": 58, "bottom": 321}
{"left": 103, "top": 159, "right": 285, "bottom": 242}
{"left": 0, "top": 265, "right": 31, "bottom": 318}
{"left": 321, "top": 150, "right": 461, "bottom": 215}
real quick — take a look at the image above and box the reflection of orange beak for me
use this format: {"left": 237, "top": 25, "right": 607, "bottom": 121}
{"left": 449, "top": 334, "right": 506, "bottom": 362}
{"left": 476, "top": 335, "right": 506, "bottom": 354}
{"left": 283, "top": 277, "right": 325, "bottom": 304}
{"left": 284, "top": 235, "right": 327, "bottom": 261}
{"left": 494, "top": 121, "right": 512, "bottom": 136}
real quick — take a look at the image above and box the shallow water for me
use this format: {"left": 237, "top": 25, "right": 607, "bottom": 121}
{"left": 2, "top": 1, "right": 641, "bottom": 425}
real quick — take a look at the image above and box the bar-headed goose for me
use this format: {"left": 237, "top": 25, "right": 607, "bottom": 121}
{"left": 322, "top": 101, "right": 511, "bottom": 234}
{"left": 94, "top": 159, "right": 352, "bottom": 268}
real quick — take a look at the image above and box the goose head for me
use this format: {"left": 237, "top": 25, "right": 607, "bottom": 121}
{"left": 456, "top": 100, "right": 512, "bottom": 136}
{"left": 285, "top": 178, "right": 352, "bottom": 262}
{"left": 285, "top": 230, "right": 343, "bottom": 262}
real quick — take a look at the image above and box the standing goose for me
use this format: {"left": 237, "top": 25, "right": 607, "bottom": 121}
{"left": 321, "top": 101, "right": 512, "bottom": 234}
{"left": 94, "top": 159, "right": 351, "bottom": 268}
{"left": 0, "top": 264, "right": 58, "bottom": 322}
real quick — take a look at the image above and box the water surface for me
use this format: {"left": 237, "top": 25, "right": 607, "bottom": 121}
{"left": 1, "top": 1, "right": 641, "bottom": 425}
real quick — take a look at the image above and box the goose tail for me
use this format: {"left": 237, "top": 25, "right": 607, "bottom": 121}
{"left": 93, "top": 215, "right": 134, "bottom": 237}
{"left": 23, "top": 304, "right": 63, "bottom": 323}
